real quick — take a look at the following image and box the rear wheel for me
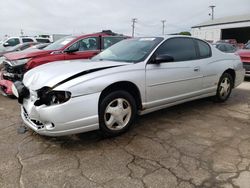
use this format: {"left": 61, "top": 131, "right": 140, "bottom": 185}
{"left": 215, "top": 73, "right": 233, "bottom": 102}
{"left": 99, "top": 90, "right": 136, "bottom": 137}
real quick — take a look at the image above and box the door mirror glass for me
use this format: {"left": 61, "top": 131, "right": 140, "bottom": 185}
{"left": 153, "top": 54, "right": 174, "bottom": 64}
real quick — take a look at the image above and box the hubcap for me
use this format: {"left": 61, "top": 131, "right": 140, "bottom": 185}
{"left": 219, "top": 77, "right": 231, "bottom": 99}
{"left": 104, "top": 98, "right": 132, "bottom": 131}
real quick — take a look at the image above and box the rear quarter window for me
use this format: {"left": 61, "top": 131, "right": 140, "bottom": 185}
{"left": 196, "top": 39, "right": 211, "bottom": 58}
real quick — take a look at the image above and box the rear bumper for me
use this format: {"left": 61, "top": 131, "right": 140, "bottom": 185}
{"left": 0, "top": 70, "right": 13, "bottom": 95}
{"left": 243, "top": 62, "right": 250, "bottom": 76}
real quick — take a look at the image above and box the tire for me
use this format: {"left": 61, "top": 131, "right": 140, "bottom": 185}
{"left": 214, "top": 73, "right": 233, "bottom": 102}
{"left": 99, "top": 90, "right": 137, "bottom": 137}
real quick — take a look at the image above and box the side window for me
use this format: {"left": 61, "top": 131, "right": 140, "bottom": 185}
{"left": 6, "top": 38, "right": 20, "bottom": 46}
{"left": 103, "top": 37, "right": 126, "bottom": 49}
{"left": 36, "top": 38, "right": 50, "bottom": 43}
{"left": 218, "top": 44, "right": 226, "bottom": 52}
{"left": 81, "top": 37, "right": 99, "bottom": 51}
{"left": 225, "top": 44, "right": 236, "bottom": 52}
{"left": 196, "top": 39, "right": 211, "bottom": 58}
{"left": 155, "top": 38, "right": 197, "bottom": 62}
{"left": 67, "top": 37, "right": 99, "bottom": 52}
{"left": 22, "top": 38, "right": 34, "bottom": 43}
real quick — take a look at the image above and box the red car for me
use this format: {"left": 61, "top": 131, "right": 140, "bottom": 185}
{"left": 0, "top": 30, "right": 128, "bottom": 96}
{"left": 237, "top": 43, "right": 250, "bottom": 77}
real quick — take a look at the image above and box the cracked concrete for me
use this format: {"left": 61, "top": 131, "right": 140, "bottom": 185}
{"left": 0, "top": 81, "right": 249, "bottom": 188}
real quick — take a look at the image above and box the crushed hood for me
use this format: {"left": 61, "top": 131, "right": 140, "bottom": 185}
{"left": 23, "top": 59, "right": 129, "bottom": 90}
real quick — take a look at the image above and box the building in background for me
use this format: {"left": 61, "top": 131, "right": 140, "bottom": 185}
{"left": 191, "top": 14, "right": 250, "bottom": 43}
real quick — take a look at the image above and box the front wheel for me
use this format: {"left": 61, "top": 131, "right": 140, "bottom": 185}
{"left": 99, "top": 90, "right": 137, "bottom": 137}
{"left": 215, "top": 73, "right": 233, "bottom": 102}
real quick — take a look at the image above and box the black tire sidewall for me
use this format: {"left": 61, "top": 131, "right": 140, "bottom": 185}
{"left": 99, "top": 90, "right": 137, "bottom": 136}
{"left": 215, "top": 73, "right": 233, "bottom": 102}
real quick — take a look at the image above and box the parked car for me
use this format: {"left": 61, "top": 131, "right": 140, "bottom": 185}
{"left": 37, "top": 34, "right": 69, "bottom": 42}
{"left": 0, "top": 42, "right": 39, "bottom": 57}
{"left": 0, "top": 36, "right": 51, "bottom": 51}
{"left": 217, "top": 39, "right": 237, "bottom": 46}
{"left": 12, "top": 36, "right": 245, "bottom": 137}
{"left": 0, "top": 42, "right": 39, "bottom": 71}
{"left": 237, "top": 46, "right": 250, "bottom": 77}
{"left": 213, "top": 43, "right": 237, "bottom": 53}
{"left": 0, "top": 31, "right": 128, "bottom": 96}
{"left": 23, "top": 43, "right": 50, "bottom": 51}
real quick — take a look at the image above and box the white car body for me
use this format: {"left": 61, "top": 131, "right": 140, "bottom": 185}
{"left": 16, "top": 36, "right": 245, "bottom": 136}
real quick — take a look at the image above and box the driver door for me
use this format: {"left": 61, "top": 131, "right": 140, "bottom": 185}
{"left": 145, "top": 37, "right": 203, "bottom": 108}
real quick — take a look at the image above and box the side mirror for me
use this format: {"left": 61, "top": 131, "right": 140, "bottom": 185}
{"left": 153, "top": 54, "right": 174, "bottom": 64}
{"left": 3, "top": 42, "right": 10, "bottom": 47}
{"left": 64, "top": 45, "right": 79, "bottom": 53}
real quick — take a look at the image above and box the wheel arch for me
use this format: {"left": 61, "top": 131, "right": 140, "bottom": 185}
{"left": 98, "top": 81, "right": 142, "bottom": 111}
{"left": 223, "top": 68, "right": 236, "bottom": 87}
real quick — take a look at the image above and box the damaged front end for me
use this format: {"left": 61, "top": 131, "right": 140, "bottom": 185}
{"left": 0, "top": 59, "right": 27, "bottom": 96}
{"left": 13, "top": 82, "right": 71, "bottom": 106}
{"left": 34, "top": 87, "right": 71, "bottom": 106}
{"left": 13, "top": 82, "right": 72, "bottom": 134}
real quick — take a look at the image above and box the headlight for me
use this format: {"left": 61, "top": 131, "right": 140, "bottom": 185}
{"left": 11, "top": 58, "right": 31, "bottom": 66}
{"left": 34, "top": 87, "right": 71, "bottom": 106}
{"left": 49, "top": 91, "right": 71, "bottom": 105}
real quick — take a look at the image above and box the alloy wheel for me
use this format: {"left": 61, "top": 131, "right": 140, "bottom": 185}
{"left": 219, "top": 77, "right": 231, "bottom": 99}
{"left": 104, "top": 98, "right": 132, "bottom": 131}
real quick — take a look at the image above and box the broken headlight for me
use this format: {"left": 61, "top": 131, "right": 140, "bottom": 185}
{"left": 49, "top": 91, "right": 71, "bottom": 105}
{"left": 35, "top": 87, "right": 71, "bottom": 106}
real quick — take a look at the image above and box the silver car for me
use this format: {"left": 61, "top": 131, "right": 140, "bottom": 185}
{"left": 13, "top": 36, "right": 245, "bottom": 136}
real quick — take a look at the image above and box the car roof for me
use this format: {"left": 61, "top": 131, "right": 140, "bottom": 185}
{"left": 72, "top": 31, "right": 129, "bottom": 40}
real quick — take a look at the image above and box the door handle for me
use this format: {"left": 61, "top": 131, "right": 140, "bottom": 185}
{"left": 194, "top": 67, "right": 200, "bottom": 72}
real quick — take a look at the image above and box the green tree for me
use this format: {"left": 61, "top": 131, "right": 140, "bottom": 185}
{"left": 179, "top": 31, "right": 191, "bottom": 36}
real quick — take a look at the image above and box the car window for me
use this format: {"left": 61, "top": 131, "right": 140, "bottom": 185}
{"left": 155, "top": 37, "right": 197, "bottom": 62}
{"left": 225, "top": 44, "right": 236, "bottom": 52}
{"left": 22, "top": 38, "right": 34, "bottom": 43}
{"left": 6, "top": 38, "right": 20, "bottom": 46}
{"left": 44, "top": 36, "right": 76, "bottom": 50}
{"left": 36, "top": 38, "right": 50, "bottom": 43}
{"left": 68, "top": 37, "right": 99, "bottom": 52}
{"left": 217, "top": 44, "right": 226, "bottom": 52}
{"left": 103, "top": 37, "right": 127, "bottom": 49}
{"left": 92, "top": 37, "right": 164, "bottom": 63}
{"left": 196, "top": 39, "right": 211, "bottom": 58}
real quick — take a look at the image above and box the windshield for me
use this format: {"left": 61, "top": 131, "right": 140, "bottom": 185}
{"left": 246, "top": 44, "right": 250, "bottom": 49}
{"left": 92, "top": 37, "right": 164, "bottom": 63}
{"left": 44, "top": 36, "right": 76, "bottom": 50}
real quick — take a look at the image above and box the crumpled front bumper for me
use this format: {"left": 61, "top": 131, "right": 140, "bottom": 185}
{"left": 21, "top": 92, "right": 101, "bottom": 136}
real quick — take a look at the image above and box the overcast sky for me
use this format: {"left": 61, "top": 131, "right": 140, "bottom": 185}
{"left": 0, "top": 0, "right": 249, "bottom": 38}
